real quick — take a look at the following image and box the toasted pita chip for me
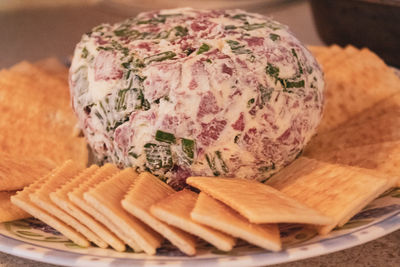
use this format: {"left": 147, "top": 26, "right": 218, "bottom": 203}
{"left": 0, "top": 152, "right": 55, "bottom": 191}
{"left": 29, "top": 160, "right": 107, "bottom": 248}
{"left": 323, "top": 45, "right": 358, "bottom": 72}
{"left": 267, "top": 157, "right": 395, "bottom": 234}
{"left": 187, "top": 177, "right": 332, "bottom": 225}
{"left": 0, "top": 191, "right": 30, "bottom": 222}
{"left": 308, "top": 45, "right": 342, "bottom": 68}
{"left": 191, "top": 192, "right": 281, "bottom": 251}
{"left": 10, "top": 166, "right": 90, "bottom": 247}
{"left": 305, "top": 93, "right": 400, "bottom": 155}
{"left": 316, "top": 48, "right": 400, "bottom": 133}
{"left": 84, "top": 168, "right": 163, "bottom": 255}
{"left": 122, "top": 172, "right": 197, "bottom": 255}
{"left": 309, "top": 141, "right": 400, "bottom": 187}
{"left": 151, "top": 189, "right": 236, "bottom": 251}
{"left": 50, "top": 165, "right": 125, "bottom": 251}
{"left": 0, "top": 63, "right": 88, "bottom": 167}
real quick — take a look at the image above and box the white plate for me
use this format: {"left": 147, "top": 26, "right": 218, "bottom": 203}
{"left": 0, "top": 188, "right": 399, "bottom": 267}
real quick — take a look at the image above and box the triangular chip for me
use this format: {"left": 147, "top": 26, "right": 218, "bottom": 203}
{"left": 0, "top": 152, "right": 55, "bottom": 190}
{"left": 191, "top": 192, "right": 281, "bottom": 251}
{"left": 186, "top": 177, "right": 332, "bottom": 225}
{"left": 122, "top": 172, "right": 197, "bottom": 255}
{"left": 267, "top": 157, "right": 395, "bottom": 234}
{"left": 84, "top": 168, "right": 163, "bottom": 255}
{"left": 150, "top": 189, "right": 236, "bottom": 252}
{"left": 309, "top": 141, "right": 400, "bottom": 187}
{"left": 50, "top": 165, "right": 125, "bottom": 251}
{"left": 0, "top": 191, "right": 30, "bottom": 222}
{"left": 10, "top": 165, "right": 90, "bottom": 247}
{"left": 29, "top": 160, "right": 107, "bottom": 248}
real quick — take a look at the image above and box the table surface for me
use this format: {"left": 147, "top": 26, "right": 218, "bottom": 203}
{"left": 0, "top": 0, "right": 399, "bottom": 266}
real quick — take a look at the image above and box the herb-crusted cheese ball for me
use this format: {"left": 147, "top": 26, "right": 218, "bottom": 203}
{"left": 70, "top": 8, "right": 324, "bottom": 189}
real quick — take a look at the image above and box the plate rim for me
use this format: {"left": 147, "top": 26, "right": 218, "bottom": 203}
{"left": 0, "top": 210, "right": 399, "bottom": 267}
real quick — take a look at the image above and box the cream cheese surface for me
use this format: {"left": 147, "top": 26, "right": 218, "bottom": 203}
{"left": 70, "top": 8, "right": 324, "bottom": 189}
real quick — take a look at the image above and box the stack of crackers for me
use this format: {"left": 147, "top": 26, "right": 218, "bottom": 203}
{"left": 0, "top": 59, "right": 88, "bottom": 223}
{"left": 5, "top": 45, "right": 400, "bottom": 255}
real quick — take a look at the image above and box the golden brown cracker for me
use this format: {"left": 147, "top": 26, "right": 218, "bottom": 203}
{"left": 267, "top": 157, "right": 395, "bottom": 234}
{"left": 0, "top": 191, "right": 31, "bottom": 222}
{"left": 0, "top": 152, "right": 55, "bottom": 191}
{"left": 84, "top": 168, "right": 163, "bottom": 255}
{"left": 187, "top": 177, "right": 333, "bottom": 225}
{"left": 50, "top": 165, "right": 126, "bottom": 251}
{"left": 191, "top": 192, "right": 281, "bottom": 251}
{"left": 29, "top": 160, "right": 107, "bottom": 248}
{"left": 122, "top": 172, "right": 197, "bottom": 255}
{"left": 10, "top": 167, "right": 90, "bottom": 247}
{"left": 151, "top": 189, "right": 236, "bottom": 252}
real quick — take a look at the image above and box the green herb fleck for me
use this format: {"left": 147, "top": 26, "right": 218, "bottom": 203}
{"left": 182, "top": 138, "right": 195, "bottom": 160}
{"left": 174, "top": 26, "right": 188, "bottom": 37}
{"left": 135, "top": 88, "right": 150, "bottom": 110}
{"left": 81, "top": 47, "right": 88, "bottom": 59}
{"left": 241, "top": 23, "right": 266, "bottom": 31}
{"left": 247, "top": 98, "right": 255, "bottom": 108}
{"left": 215, "top": 151, "right": 229, "bottom": 173}
{"left": 226, "top": 40, "right": 252, "bottom": 55}
{"left": 232, "top": 14, "right": 247, "bottom": 20}
{"left": 206, "top": 154, "right": 220, "bottom": 176}
{"left": 258, "top": 163, "right": 275, "bottom": 173}
{"left": 224, "top": 25, "right": 237, "bottom": 30}
{"left": 291, "top": 48, "right": 303, "bottom": 75}
{"left": 206, "top": 59, "right": 212, "bottom": 63}
{"left": 266, "top": 63, "right": 280, "bottom": 78}
{"left": 197, "top": 43, "right": 211, "bottom": 55}
{"left": 269, "top": 33, "right": 280, "bottom": 41}
{"left": 155, "top": 130, "right": 176, "bottom": 144}
{"left": 234, "top": 134, "right": 241, "bottom": 144}
{"left": 107, "top": 116, "right": 130, "bottom": 132}
{"left": 144, "top": 51, "right": 176, "bottom": 65}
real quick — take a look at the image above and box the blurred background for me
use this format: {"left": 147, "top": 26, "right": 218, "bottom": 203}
{"left": 0, "top": 0, "right": 398, "bottom": 68}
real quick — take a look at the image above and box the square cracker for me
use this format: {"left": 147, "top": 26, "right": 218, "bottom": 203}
{"left": 316, "top": 47, "right": 400, "bottom": 133}
{"left": 191, "top": 192, "right": 281, "bottom": 251}
{"left": 0, "top": 152, "right": 55, "bottom": 191}
{"left": 67, "top": 164, "right": 134, "bottom": 251}
{"left": 84, "top": 168, "right": 163, "bottom": 255}
{"left": 308, "top": 142, "right": 400, "bottom": 187}
{"left": 10, "top": 167, "right": 90, "bottom": 247}
{"left": 186, "top": 177, "right": 332, "bottom": 225}
{"left": 29, "top": 160, "right": 107, "bottom": 248}
{"left": 0, "top": 191, "right": 30, "bottom": 222}
{"left": 50, "top": 165, "right": 125, "bottom": 251}
{"left": 267, "top": 157, "right": 395, "bottom": 234}
{"left": 150, "top": 189, "right": 236, "bottom": 252}
{"left": 305, "top": 93, "right": 400, "bottom": 156}
{"left": 122, "top": 172, "right": 197, "bottom": 255}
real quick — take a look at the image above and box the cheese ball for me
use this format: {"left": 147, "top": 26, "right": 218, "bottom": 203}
{"left": 69, "top": 8, "right": 324, "bottom": 189}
